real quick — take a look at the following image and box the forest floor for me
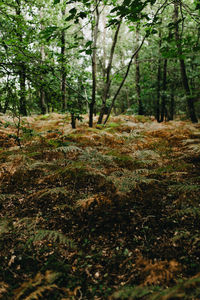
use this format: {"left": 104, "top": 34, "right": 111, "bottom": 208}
{"left": 0, "top": 113, "right": 200, "bottom": 300}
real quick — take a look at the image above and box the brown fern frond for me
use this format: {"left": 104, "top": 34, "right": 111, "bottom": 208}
{"left": 76, "top": 194, "right": 112, "bottom": 210}
{"left": 0, "top": 281, "right": 9, "bottom": 298}
{"left": 14, "top": 271, "right": 60, "bottom": 300}
{"left": 135, "top": 255, "right": 180, "bottom": 286}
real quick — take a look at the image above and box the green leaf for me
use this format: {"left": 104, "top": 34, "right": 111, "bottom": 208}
{"left": 85, "top": 49, "right": 92, "bottom": 55}
{"left": 69, "top": 8, "right": 77, "bottom": 14}
{"left": 85, "top": 41, "right": 93, "bottom": 47}
{"left": 53, "top": 0, "right": 60, "bottom": 4}
{"left": 78, "top": 12, "right": 87, "bottom": 19}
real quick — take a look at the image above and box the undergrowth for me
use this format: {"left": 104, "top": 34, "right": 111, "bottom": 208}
{"left": 0, "top": 113, "right": 200, "bottom": 299}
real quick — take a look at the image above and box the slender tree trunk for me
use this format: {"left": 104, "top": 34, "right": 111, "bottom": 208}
{"left": 104, "top": 35, "right": 146, "bottom": 125}
{"left": 156, "top": 30, "right": 162, "bottom": 122}
{"left": 160, "top": 59, "right": 167, "bottom": 122}
{"left": 174, "top": 1, "right": 198, "bottom": 123}
{"left": 40, "top": 9, "right": 47, "bottom": 114}
{"left": 135, "top": 25, "right": 144, "bottom": 115}
{"left": 98, "top": 21, "right": 121, "bottom": 124}
{"left": 19, "top": 67, "right": 27, "bottom": 115}
{"left": 89, "top": 0, "right": 99, "bottom": 127}
{"left": 61, "top": 5, "right": 67, "bottom": 111}
{"left": 71, "top": 113, "right": 76, "bottom": 129}
{"left": 16, "top": 0, "right": 27, "bottom": 116}
{"left": 169, "top": 89, "right": 175, "bottom": 120}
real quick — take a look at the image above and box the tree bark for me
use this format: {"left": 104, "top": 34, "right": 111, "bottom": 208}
{"left": 89, "top": 0, "right": 99, "bottom": 127}
{"left": 61, "top": 5, "right": 67, "bottom": 111}
{"left": 135, "top": 25, "right": 144, "bottom": 115}
{"left": 160, "top": 59, "right": 167, "bottom": 122}
{"left": 174, "top": 1, "right": 198, "bottom": 123}
{"left": 104, "top": 35, "right": 146, "bottom": 125}
{"left": 169, "top": 89, "right": 174, "bottom": 120}
{"left": 16, "top": 0, "right": 27, "bottom": 116}
{"left": 19, "top": 67, "right": 27, "bottom": 115}
{"left": 98, "top": 21, "right": 121, "bottom": 124}
{"left": 156, "top": 30, "right": 162, "bottom": 122}
{"left": 40, "top": 8, "right": 47, "bottom": 114}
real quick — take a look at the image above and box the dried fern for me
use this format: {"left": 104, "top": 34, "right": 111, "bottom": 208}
{"left": 76, "top": 194, "right": 112, "bottom": 210}
{"left": 14, "top": 271, "right": 60, "bottom": 300}
{"left": 0, "top": 281, "right": 9, "bottom": 298}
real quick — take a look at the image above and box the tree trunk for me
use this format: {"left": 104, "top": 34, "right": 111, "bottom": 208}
{"left": 160, "top": 59, "right": 167, "bottom": 122}
{"left": 98, "top": 21, "right": 121, "bottom": 124}
{"left": 89, "top": 0, "right": 99, "bottom": 127}
{"left": 135, "top": 25, "right": 144, "bottom": 115}
{"left": 169, "top": 89, "right": 174, "bottom": 120}
{"left": 71, "top": 113, "right": 76, "bottom": 129}
{"left": 156, "top": 30, "right": 162, "bottom": 122}
{"left": 40, "top": 8, "right": 47, "bottom": 114}
{"left": 104, "top": 35, "right": 146, "bottom": 125}
{"left": 61, "top": 5, "right": 67, "bottom": 111}
{"left": 19, "top": 67, "right": 27, "bottom": 115}
{"left": 174, "top": 1, "right": 198, "bottom": 123}
{"left": 16, "top": 0, "right": 27, "bottom": 116}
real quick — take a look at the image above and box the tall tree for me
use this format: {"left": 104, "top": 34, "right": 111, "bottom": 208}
{"left": 60, "top": 2, "right": 67, "bottom": 111}
{"left": 97, "top": 19, "right": 121, "bottom": 124}
{"left": 173, "top": 0, "right": 198, "bottom": 123}
{"left": 89, "top": 0, "right": 99, "bottom": 127}
{"left": 15, "top": 0, "right": 27, "bottom": 116}
{"left": 135, "top": 24, "right": 144, "bottom": 115}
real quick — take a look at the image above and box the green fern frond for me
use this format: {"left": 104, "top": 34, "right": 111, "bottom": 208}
{"left": 0, "top": 219, "right": 11, "bottom": 236}
{"left": 29, "top": 230, "right": 75, "bottom": 248}
{"left": 134, "top": 149, "right": 160, "bottom": 160}
{"left": 13, "top": 217, "right": 36, "bottom": 231}
{"left": 52, "top": 145, "right": 82, "bottom": 154}
{"left": 135, "top": 159, "right": 158, "bottom": 167}
{"left": 27, "top": 161, "right": 54, "bottom": 170}
{"left": 79, "top": 148, "right": 114, "bottom": 167}
{"left": 0, "top": 194, "right": 6, "bottom": 201}
{"left": 133, "top": 168, "right": 153, "bottom": 175}
{"left": 174, "top": 207, "right": 200, "bottom": 218}
{"left": 109, "top": 169, "right": 158, "bottom": 192}
{"left": 169, "top": 184, "right": 200, "bottom": 193}
{"left": 38, "top": 187, "right": 69, "bottom": 199}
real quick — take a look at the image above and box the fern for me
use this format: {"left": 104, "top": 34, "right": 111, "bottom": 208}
{"left": 14, "top": 271, "right": 60, "bottom": 300}
{"left": 0, "top": 281, "right": 9, "bottom": 298}
{"left": 76, "top": 194, "right": 112, "bottom": 210}
{"left": 37, "top": 187, "right": 69, "bottom": 199}
{"left": 174, "top": 207, "right": 200, "bottom": 218}
{"left": 79, "top": 148, "right": 114, "bottom": 167}
{"left": 169, "top": 184, "right": 200, "bottom": 193}
{"left": 28, "top": 230, "right": 75, "bottom": 248}
{"left": 109, "top": 169, "right": 158, "bottom": 192}
{"left": 22, "top": 284, "right": 58, "bottom": 300}
{"left": 0, "top": 218, "right": 11, "bottom": 236}
{"left": 52, "top": 145, "right": 82, "bottom": 154}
